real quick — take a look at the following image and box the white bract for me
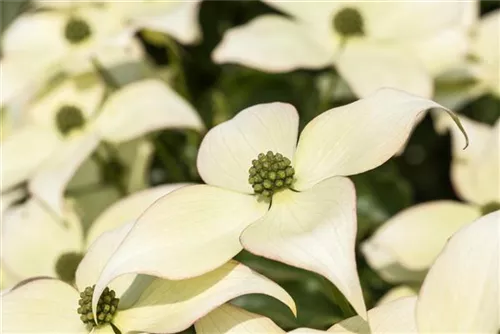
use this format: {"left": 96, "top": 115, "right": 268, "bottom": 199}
{"left": 363, "top": 115, "right": 499, "bottom": 284}
{"left": 197, "top": 211, "right": 500, "bottom": 333}
{"left": 213, "top": 1, "right": 475, "bottom": 98}
{"left": 1, "top": 74, "right": 203, "bottom": 216}
{"left": 0, "top": 184, "right": 186, "bottom": 291}
{"left": 1, "top": 220, "right": 296, "bottom": 334}
{"left": 90, "top": 88, "right": 467, "bottom": 320}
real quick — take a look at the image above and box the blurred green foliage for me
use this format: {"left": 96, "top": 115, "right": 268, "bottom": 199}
{"left": 2, "top": 0, "right": 499, "bottom": 331}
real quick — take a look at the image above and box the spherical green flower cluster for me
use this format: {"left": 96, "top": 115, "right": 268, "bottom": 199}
{"left": 248, "top": 151, "right": 295, "bottom": 197}
{"left": 333, "top": 7, "right": 365, "bottom": 37}
{"left": 77, "top": 285, "right": 119, "bottom": 328}
{"left": 56, "top": 105, "right": 85, "bottom": 135}
{"left": 65, "top": 17, "right": 92, "bottom": 44}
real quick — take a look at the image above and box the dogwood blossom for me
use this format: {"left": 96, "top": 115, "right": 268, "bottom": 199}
{"left": 90, "top": 88, "right": 467, "bottom": 320}
{"left": 2, "top": 221, "right": 295, "bottom": 334}
{"left": 213, "top": 1, "right": 475, "bottom": 98}
{"left": 362, "top": 116, "right": 498, "bottom": 284}
{"left": 1, "top": 184, "right": 186, "bottom": 290}
{"left": 1, "top": 74, "right": 203, "bottom": 216}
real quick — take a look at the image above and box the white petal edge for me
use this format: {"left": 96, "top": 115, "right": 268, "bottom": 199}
{"left": 76, "top": 221, "right": 136, "bottom": 298}
{"left": 86, "top": 183, "right": 189, "bottom": 246}
{"left": 196, "top": 304, "right": 286, "bottom": 334}
{"left": 96, "top": 79, "right": 204, "bottom": 143}
{"left": 241, "top": 176, "right": 367, "bottom": 318}
{"left": 197, "top": 102, "right": 299, "bottom": 193}
{"left": 113, "top": 261, "right": 296, "bottom": 334}
{"left": 327, "top": 296, "right": 418, "bottom": 333}
{"left": 29, "top": 131, "right": 101, "bottom": 217}
{"left": 213, "top": 15, "right": 334, "bottom": 72}
{"left": 293, "top": 87, "right": 467, "bottom": 191}
{"left": 416, "top": 211, "right": 500, "bottom": 332}
{"left": 92, "top": 184, "right": 268, "bottom": 313}
{"left": 1, "top": 278, "right": 85, "bottom": 333}
{"left": 362, "top": 201, "right": 481, "bottom": 271}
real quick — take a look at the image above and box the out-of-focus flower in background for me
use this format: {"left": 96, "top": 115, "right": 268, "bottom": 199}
{"left": 0, "top": 184, "right": 186, "bottom": 291}
{"left": 1, "top": 74, "right": 203, "bottom": 217}
{"left": 362, "top": 115, "right": 499, "bottom": 292}
{"left": 2, "top": 220, "right": 296, "bottom": 334}
{"left": 213, "top": 1, "right": 475, "bottom": 98}
{"left": 435, "top": 9, "right": 500, "bottom": 110}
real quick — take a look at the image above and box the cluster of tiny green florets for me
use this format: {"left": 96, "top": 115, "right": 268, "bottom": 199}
{"left": 65, "top": 17, "right": 92, "bottom": 44}
{"left": 77, "top": 285, "right": 119, "bottom": 328}
{"left": 333, "top": 7, "right": 365, "bottom": 37}
{"left": 55, "top": 105, "right": 85, "bottom": 135}
{"left": 248, "top": 151, "right": 295, "bottom": 197}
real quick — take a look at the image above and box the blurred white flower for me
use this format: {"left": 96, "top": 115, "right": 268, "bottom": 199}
{"left": 0, "top": 4, "right": 139, "bottom": 108}
{"left": 1, "top": 0, "right": 202, "bottom": 109}
{"left": 201, "top": 211, "right": 499, "bottom": 333}
{"left": 470, "top": 10, "right": 500, "bottom": 97}
{"left": 0, "top": 184, "right": 186, "bottom": 291}
{"left": 434, "top": 9, "right": 500, "bottom": 110}
{"left": 213, "top": 1, "right": 476, "bottom": 98}
{"left": 362, "top": 116, "right": 499, "bottom": 284}
{"left": 90, "top": 88, "right": 467, "bottom": 321}
{"left": 1, "top": 220, "right": 295, "bottom": 334}
{"left": 1, "top": 73, "right": 203, "bottom": 216}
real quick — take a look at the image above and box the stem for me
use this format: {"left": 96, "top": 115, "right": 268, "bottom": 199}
{"left": 150, "top": 135, "right": 185, "bottom": 181}
{"left": 163, "top": 36, "right": 191, "bottom": 101}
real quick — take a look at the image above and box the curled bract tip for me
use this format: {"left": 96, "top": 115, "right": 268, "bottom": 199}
{"left": 446, "top": 108, "right": 469, "bottom": 150}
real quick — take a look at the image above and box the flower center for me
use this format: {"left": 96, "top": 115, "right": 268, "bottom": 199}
{"left": 77, "top": 285, "right": 119, "bottom": 329}
{"left": 64, "top": 17, "right": 92, "bottom": 44}
{"left": 55, "top": 105, "right": 85, "bottom": 135}
{"left": 248, "top": 151, "right": 295, "bottom": 197}
{"left": 481, "top": 202, "right": 500, "bottom": 215}
{"left": 55, "top": 252, "right": 83, "bottom": 283}
{"left": 333, "top": 7, "right": 364, "bottom": 37}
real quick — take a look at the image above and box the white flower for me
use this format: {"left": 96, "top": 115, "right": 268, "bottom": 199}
{"left": 470, "top": 9, "right": 500, "bottom": 97}
{"left": 1, "top": 74, "right": 203, "bottom": 216}
{"left": 1, "top": 184, "right": 186, "bottom": 290}
{"left": 195, "top": 211, "right": 499, "bottom": 333}
{"left": 362, "top": 116, "right": 499, "bottom": 284}
{"left": 0, "top": 4, "right": 137, "bottom": 108}
{"left": 212, "top": 1, "right": 475, "bottom": 98}
{"left": 90, "top": 88, "right": 466, "bottom": 320}
{"left": 1, "top": 220, "right": 296, "bottom": 334}
{"left": 434, "top": 9, "right": 500, "bottom": 110}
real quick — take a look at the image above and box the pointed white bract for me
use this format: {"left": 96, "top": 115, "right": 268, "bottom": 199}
{"left": 417, "top": 211, "right": 500, "bottom": 332}
{"left": 93, "top": 88, "right": 467, "bottom": 320}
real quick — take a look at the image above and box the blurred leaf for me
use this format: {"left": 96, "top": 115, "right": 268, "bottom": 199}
{"left": 235, "top": 251, "right": 354, "bottom": 330}
{"left": 351, "top": 160, "right": 413, "bottom": 241}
